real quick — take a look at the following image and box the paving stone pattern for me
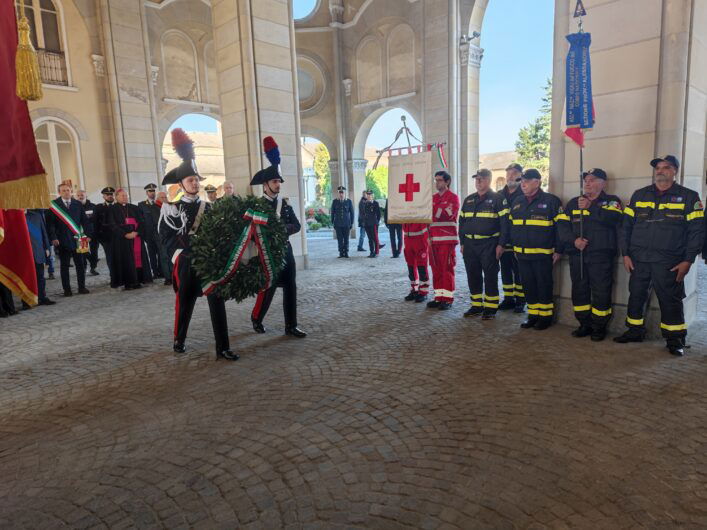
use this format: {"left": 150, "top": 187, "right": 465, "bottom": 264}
{"left": 1, "top": 239, "right": 706, "bottom": 529}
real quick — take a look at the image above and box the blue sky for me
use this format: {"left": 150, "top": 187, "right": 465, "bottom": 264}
{"left": 174, "top": 0, "right": 554, "bottom": 155}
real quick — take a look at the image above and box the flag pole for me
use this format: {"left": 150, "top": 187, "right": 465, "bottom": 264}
{"left": 575, "top": 0, "right": 586, "bottom": 280}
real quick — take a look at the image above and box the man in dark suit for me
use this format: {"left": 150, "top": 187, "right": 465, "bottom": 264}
{"left": 24, "top": 209, "right": 56, "bottom": 307}
{"left": 137, "top": 183, "right": 166, "bottom": 281}
{"left": 76, "top": 189, "right": 99, "bottom": 275}
{"left": 93, "top": 187, "right": 116, "bottom": 282}
{"left": 47, "top": 183, "right": 92, "bottom": 296}
{"left": 330, "top": 185, "right": 354, "bottom": 258}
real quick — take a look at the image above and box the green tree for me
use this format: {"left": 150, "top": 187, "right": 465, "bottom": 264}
{"left": 515, "top": 79, "right": 552, "bottom": 179}
{"left": 313, "top": 143, "right": 331, "bottom": 203}
{"left": 365, "top": 166, "right": 388, "bottom": 198}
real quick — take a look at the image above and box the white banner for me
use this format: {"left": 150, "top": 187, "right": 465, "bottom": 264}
{"left": 387, "top": 150, "right": 433, "bottom": 223}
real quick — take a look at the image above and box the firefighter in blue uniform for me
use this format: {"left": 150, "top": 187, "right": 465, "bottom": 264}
{"left": 558, "top": 168, "right": 623, "bottom": 342}
{"left": 614, "top": 155, "right": 705, "bottom": 356}
{"left": 330, "top": 185, "right": 354, "bottom": 258}
{"left": 459, "top": 168, "right": 510, "bottom": 320}
{"left": 250, "top": 137, "right": 307, "bottom": 338}
{"left": 508, "top": 169, "right": 564, "bottom": 331}
{"left": 498, "top": 163, "right": 525, "bottom": 312}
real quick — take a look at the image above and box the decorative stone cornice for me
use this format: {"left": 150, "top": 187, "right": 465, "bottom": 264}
{"left": 329, "top": 0, "right": 344, "bottom": 23}
{"left": 342, "top": 78, "right": 352, "bottom": 97}
{"left": 346, "top": 159, "right": 368, "bottom": 172}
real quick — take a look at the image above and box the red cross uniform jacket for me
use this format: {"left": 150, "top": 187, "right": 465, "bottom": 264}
{"left": 429, "top": 189, "right": 460, "bottom": 245}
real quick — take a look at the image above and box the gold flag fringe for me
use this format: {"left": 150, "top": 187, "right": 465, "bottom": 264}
{"left": 0, "top": 174, "right": 51, "bottom": 209}
{"left": 15, "top": 15, "right": 43, "bottom": 102}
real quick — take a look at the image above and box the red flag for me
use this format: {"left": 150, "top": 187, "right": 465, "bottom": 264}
{"left": 0, "top": 209, "right": 38, "bottom": 306}
{"left": 564, "top": 127, "right": 585, "bottom": 148}
{"left": 0, "top": 2, "right": 49, "bottom": 209}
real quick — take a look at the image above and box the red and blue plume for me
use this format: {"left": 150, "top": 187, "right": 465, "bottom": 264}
{"left": 263, "top": 136, "right": 280, "bottom": 166}
{"left": 171, "top": 128, "right": 195, "bottom": 161}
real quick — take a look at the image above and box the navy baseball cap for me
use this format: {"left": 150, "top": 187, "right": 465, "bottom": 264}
{"left": 473, "top": 168, "right": 492, "bottom": 179}
{"left": 582, "top": 168, "right": 607, "bottom": 180}
{"left": 506, "top": 163, "right": 523, "bottom": 173}
{"left": 521, "top": 169, "right": 542, "bottom": 180}
{"left": 650, "top": 155, "right": 679, "bottom": 170}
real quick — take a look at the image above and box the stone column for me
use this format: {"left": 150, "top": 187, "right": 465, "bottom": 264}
{"left": 459, "top": 41, "right": 483, "bottom": 199}
{"left": 210, "top": 0, "right": 306, "bottom": 263}
{"left": 329, "top": 0, "right": 348, "bottom": 197}
{"left": 99, "top": 0, "right": 161, "bottom": 200}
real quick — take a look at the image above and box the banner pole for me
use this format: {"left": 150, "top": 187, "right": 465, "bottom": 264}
{"left": 579, "top": 145, "right": 584, "bottom": 280}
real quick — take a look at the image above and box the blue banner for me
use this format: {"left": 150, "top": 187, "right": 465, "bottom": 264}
{"left": 566, "top": 32, "right": 594, "bottom": 130}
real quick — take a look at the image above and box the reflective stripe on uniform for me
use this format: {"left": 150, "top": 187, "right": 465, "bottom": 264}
{"left": 435, "top": 288, "right": 454, "bottom": 298}
{"left": 430, "top": 236, "right": 459, "bottom": 242}
{"left": 658, "top": 203, "right": 685, "bottom": 210}
{"left": 405, "top": 229, "right": 427, "bottom": 236}
{"left": 513, "top": 246, "right": 554, "bottom": 255}
{"left": 572, "top": 209, "right": 590, "bottom": 216}
{"left": 602, "top": 205, "right": 622, "bottom": 213}
{"left": 574, "top": 304, "right": 591, "bottom": 312}
{"left": 660, "top": 322, "right": 687, "bottom": 331}
{"left": 626, "top": 316, "right": 644, "bottom": 326}
{"left": 555, "top": 214, "right": 570, "bottom": 222}
{"left": 687, "top": 210, "right": 704, "bottom": 221}
{"left": 624, "top": 207, "right": 635, "bottom": 217}
{"left": 464, "top": 232, "right": 500, "bottom": 240}
{"left": 635, "top": 201, "right": 655, "bottom": 209}
{"left": 591, "top": 307, "right": 612, "bottom": 317}
{"left": 431, "top": 222, "right": 457, "bottom": 227}
{"left": 498, "top": 208, "right": 509, "bottom": 217}
{"left": 526, "top": 219, "right": 553, "bottom": 227}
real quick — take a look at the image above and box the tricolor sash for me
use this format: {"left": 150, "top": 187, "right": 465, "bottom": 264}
{"left": 202, "top": 209, "right": 277, "bottom": 295}
{"left": 49, "top": 199, "right": 89, "bottom": 253}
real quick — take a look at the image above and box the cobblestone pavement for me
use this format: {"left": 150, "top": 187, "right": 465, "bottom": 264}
{"left": 1, "top": 238, "right": 706, "bottom": 529}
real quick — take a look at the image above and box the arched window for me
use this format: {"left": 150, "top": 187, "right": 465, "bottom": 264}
{"left": 15, "top": 0, "right": 68, "bottom": 85}
{"left": 34, "top": 120, "right": 83, "bottom": 192}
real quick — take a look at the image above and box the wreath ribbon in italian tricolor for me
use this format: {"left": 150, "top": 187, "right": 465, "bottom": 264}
{"left": 202, "top": 209, "right": 277, "bottom": 295}
{"left": 49, "top": 199, "right": 90, "bottom": 253}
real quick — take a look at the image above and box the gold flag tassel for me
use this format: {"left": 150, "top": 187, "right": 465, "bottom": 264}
{"left": 15, "top": 14, "right": 43, "bottom": 101}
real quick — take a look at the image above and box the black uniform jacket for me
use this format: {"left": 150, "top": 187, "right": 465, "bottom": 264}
{"left": 620, "top": 183, "right": 705, "bottom": 264}
{"left": 508, "top": 189, "right": 564, "bottom": 260}
{"left": 558, "top": 191, "right": 623, "bottom": 260}
{"left": 459, "top": 190, "right": 510, "bottom": 246}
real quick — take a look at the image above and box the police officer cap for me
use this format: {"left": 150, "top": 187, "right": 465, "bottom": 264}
{"left": 473, "top": 168, "right": 492, "bottom": 179}
{"left": 250, "top": 165, "right": 284, "bottom": 186}
{"left": 583, "top": 168, "right": 607, "bottom": 180}
{"left": 506, "top": 163, "right": 523, "bottom": 173}
{"left": 101, "top": 186, "right": 115, "bottom": 194}
{"left": 337, "top": 186, "right": 346, "bottom": 192}
{"left": 204, "top": 184, "right": 217, "bottom": 192}
{"left": 144, "top": 183, "right": 157, "bottom": 191}
{"left": 521, "top": 168, "right": 542, "bottom": 180}
{"left": 366, "top": 189, "right": 373, "bottom": 194}
{"left": 650, "top": 155, "right": 680, "bottom": 170}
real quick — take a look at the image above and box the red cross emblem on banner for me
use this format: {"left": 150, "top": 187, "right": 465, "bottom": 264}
{"left": 399, "top": 173, "right": 420, "bottom": 202}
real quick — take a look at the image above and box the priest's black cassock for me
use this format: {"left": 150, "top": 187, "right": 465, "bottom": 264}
{"left": 108, "top": 202, "right": 153, "bottom": 289}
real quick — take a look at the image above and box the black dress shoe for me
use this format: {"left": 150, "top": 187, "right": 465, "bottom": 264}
{"left": 164, "top": 279, "right": 172, "bottom": 286}
{"left": 426, "top": 300, "right": 441, "bottom": 309}
{"left": 48, "top": 273, "right": 55, "bottom": 280}
{"left": 368, "top": 253, "right": 377, "bottom": 258}
{"left": 571, "top": 325, "right": 593, "bottom": 338}
{"left": 216, "top": 349, "right": 240, "bottom": 361}
{"left": 520, "top": 319, "right": 537, "bottom": 329}
{"left": 90, "top": 269, "right": 99, "bottom": 276}
{"left": 357, "top": 247, "right": 365, "bottom": 252}
{"left": 21, "top": 301, "right": 32, "bottom": 311}
{"left": 498, "top": 299, "right": 515, "bottom": 311}
{"left": 464, "top": 307, "right": 483, "bottom": 317}
{"left": 667, "top": 342, "right": 685, "bottom": 356}
{"left": 78, "top": 287, "right": 90, "bottom": 294}
{"left": 438, "top": 302, "right": 452, "bottom": 310}
{"left": 39, "top": 298, "right": 56, "bottom": 306}
{"left": 404, "top": 291, "right": 417, "bottom": 301}
{"left": 63, "top": 290, "right": 73, "bottom": 297}
{"left": 613, "top": 330, "right": 645, "bottom": 343}
{"left": 252, "top": 319, "right": 266, "bottom": 334}
{"left": 534, "top": 320, "right": 552, "bottom": 331}
{"left": 481, "top": 311, "right": 496, "bottom": 321}
{"left": 414, "top": 293, "right": 427, "bottom": 303}
{"left": 173, "top": 341, "right": 186, "bottom": 354}
{"left": 285, "top": 326, "right": 307, "bottom": 338}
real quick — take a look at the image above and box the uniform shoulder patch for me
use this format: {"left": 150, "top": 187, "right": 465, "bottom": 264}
{"left": 513, "top": 203, "right": 521, "bottom": 210}
{"left": 695, "top": 200, "right": 704, "bottom": 211}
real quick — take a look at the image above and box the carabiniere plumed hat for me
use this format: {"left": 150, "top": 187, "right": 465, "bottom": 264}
{"left": 250, "top": 136, "right": 284, "bottom": 186}
{"left": 162, "top": 129, "right": 205, "bottom": 185}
